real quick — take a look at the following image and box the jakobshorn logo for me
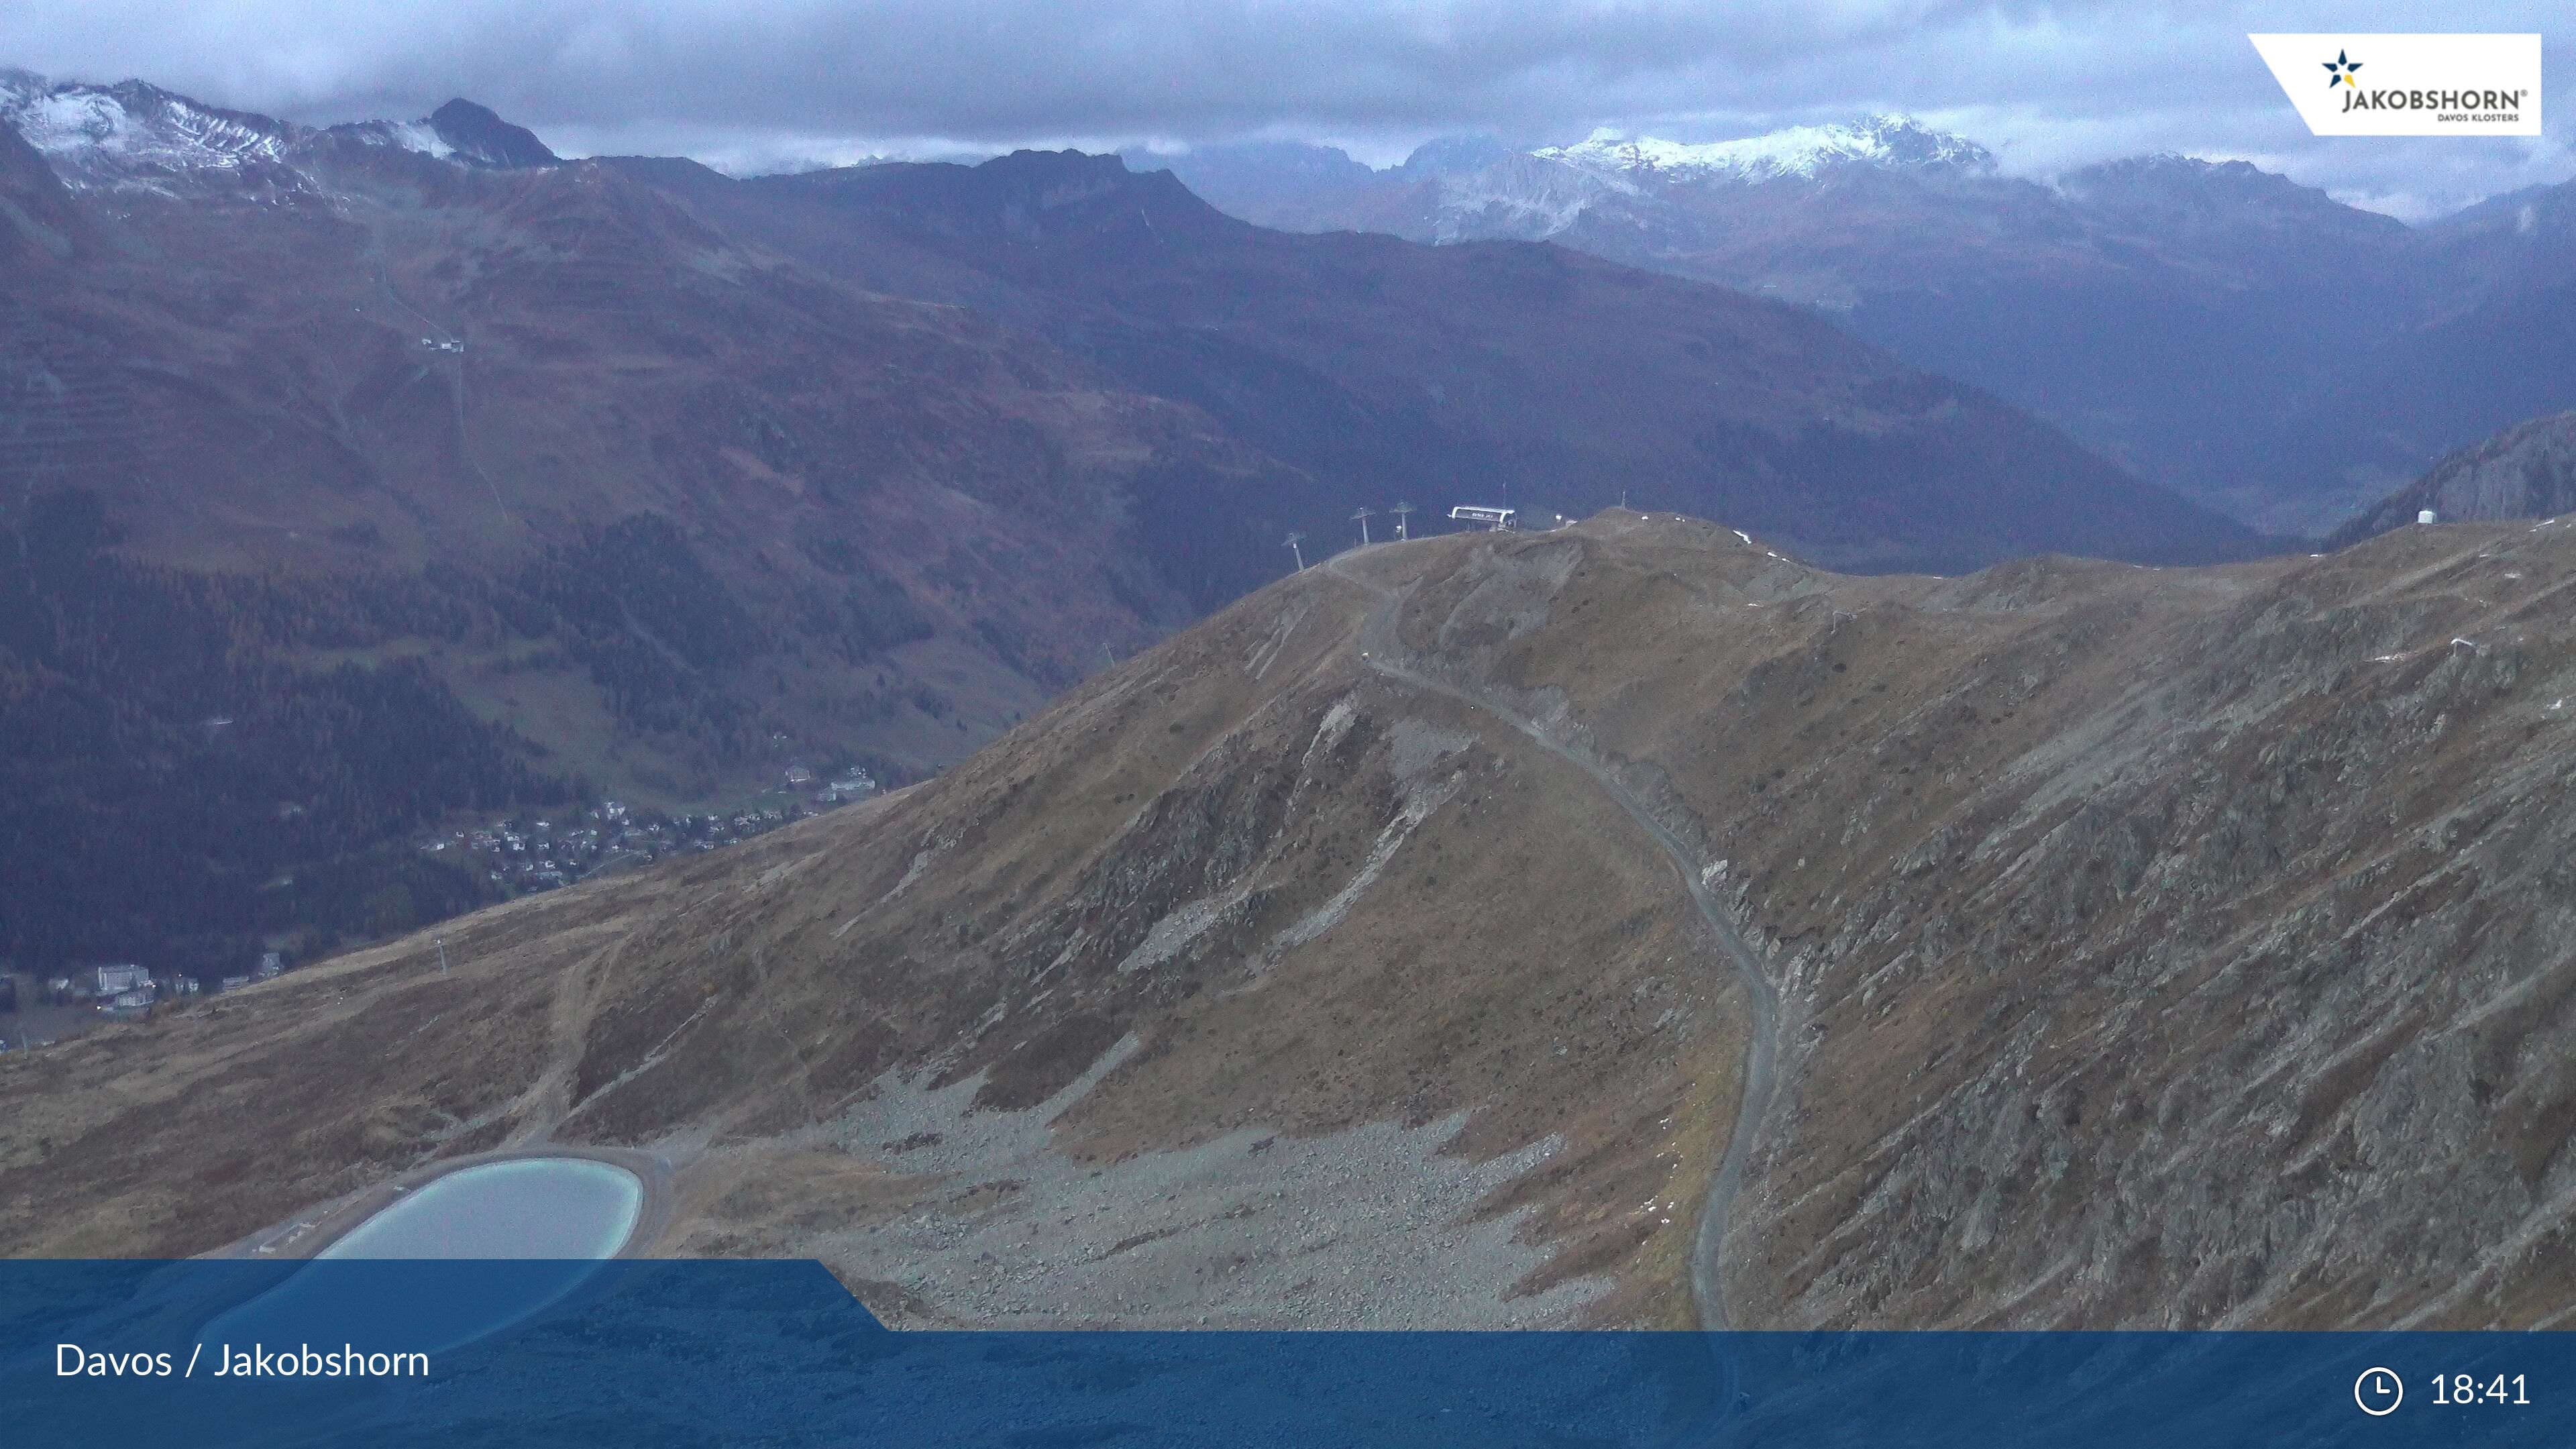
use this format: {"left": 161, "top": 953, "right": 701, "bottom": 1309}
{"left": 2249, "top": 34, "right": 2540, "bottom": 136}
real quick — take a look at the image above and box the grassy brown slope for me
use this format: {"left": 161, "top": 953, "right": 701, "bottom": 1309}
{"left": 10, "top": 512, "right": 2576, "bottom": 1330}
{"left": 1511, "top": 516, "right": 2576, "bottom": 1330}
{"left": 0, "top": 531, "right": 1741, "bottom": 1326}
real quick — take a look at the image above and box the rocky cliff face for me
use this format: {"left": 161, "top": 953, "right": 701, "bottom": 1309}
{"left": 9, "top": 511, "right": 2573, "bottom": 1331}
{"left": 1713, "top": 526, "right": 2576, "bottom": 1328}
{"left": 2332, "top": 410, "right": 2576, "bottom": 545}
{"left": 425, "top": 99, "right": 560, "bottom": 170}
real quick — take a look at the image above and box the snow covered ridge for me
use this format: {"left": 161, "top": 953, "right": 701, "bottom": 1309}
{"left": 0, "top": 69, "right": 548, "bottom": 196}
{"left": 1538, "top": 114, "right": 1993, "bottom": 182}
{"left": 1419, "top": 152, "right": 1635, "bottom": 241}
{"left": 0, "top": 70, "right": 298, "bottom": 193}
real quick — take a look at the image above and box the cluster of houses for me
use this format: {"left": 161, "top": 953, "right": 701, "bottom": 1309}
{"left": 3, "top": 767, "right": 888, "bottom": 1053}
{"left": 419, "top": 767, "right": 881, "bottom": 893}
{"left": 39, "top": 953, "right": 284, "bottom": 1020}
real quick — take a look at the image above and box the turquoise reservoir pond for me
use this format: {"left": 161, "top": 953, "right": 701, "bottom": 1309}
{"left": 201, "top": 1159, "right": 644, "bottom": 1355}
{"left": 319, "top": 1158, "right": 643, "bottom": 1260}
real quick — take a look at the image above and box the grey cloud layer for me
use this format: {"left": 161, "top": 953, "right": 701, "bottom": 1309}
{"left": 3, "top": 1, "right": 2569, "bottom": 211}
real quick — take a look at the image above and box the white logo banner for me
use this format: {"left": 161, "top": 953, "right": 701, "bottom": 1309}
{"left": 2249, "top": 34, "right": 2540, "bottom": 136}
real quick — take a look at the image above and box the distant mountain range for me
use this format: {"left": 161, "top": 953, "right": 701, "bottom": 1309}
{"left": 1, "top": 72, "right": 1226, "bottom": 972}
{"left": 1140, "top": 115, "right": 2576, "bottom": 537}
{"left": 635, "top": 147, "right": 2263, "bottom": 575}
{"left": 0, "top": 70, "right": 2259, "bottom": 976}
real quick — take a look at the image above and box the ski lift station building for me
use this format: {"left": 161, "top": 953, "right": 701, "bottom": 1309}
{"left": 1450, "top": 505, "right": 1516, "bottom": 531}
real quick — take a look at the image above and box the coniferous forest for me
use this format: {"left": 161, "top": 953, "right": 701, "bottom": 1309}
{"left": 0, "top": 488, "right": 576, "bottom": 978}
{"left": 0, "top": 490, "right": 936, "bottom": 983}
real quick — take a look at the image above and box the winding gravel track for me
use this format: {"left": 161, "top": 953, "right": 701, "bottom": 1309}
{"left": 1326, "top": 551, "right": 1780, "bottom": 1332}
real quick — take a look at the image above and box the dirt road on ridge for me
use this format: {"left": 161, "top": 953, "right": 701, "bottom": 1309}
{"left": 1325, "top": 549, "right": 1782, "bottom": 1332}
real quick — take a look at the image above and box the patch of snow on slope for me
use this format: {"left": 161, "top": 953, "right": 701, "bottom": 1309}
{"left": 338, "top": 119, "right": 457, "bottom": 161}
{"left": 14, "top": 89, "right": 138, "bottom": 158}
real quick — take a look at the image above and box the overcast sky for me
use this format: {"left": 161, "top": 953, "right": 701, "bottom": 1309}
{"left": 5, "top": 1, "right": 2571, "bottom": 219}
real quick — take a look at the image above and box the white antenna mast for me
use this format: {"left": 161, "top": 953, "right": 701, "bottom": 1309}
{"left": 1285, "top": 531, "right": 1306, "bottom": 570}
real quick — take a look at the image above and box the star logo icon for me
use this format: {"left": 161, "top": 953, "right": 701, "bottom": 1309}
{"left": 2322, "top": 50, "right": 2363, "bottom": 89}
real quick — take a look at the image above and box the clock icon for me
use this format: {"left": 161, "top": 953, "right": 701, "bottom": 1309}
{"left": 2356, "top": 1366, "right": 2404, "bottom": 1417}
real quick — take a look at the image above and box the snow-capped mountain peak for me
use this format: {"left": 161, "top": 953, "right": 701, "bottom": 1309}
{"left": 1539, "top": 114, "right": 1992, "bottom": 182}
{"left": 0, "top": 70, "right": 559, "bottom": 199}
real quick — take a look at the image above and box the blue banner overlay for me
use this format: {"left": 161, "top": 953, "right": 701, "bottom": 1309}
{"left": 3, "top": 1260, "right": 2569, "bottom": 1446}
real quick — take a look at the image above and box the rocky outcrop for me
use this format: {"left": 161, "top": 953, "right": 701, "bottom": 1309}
{"left": 427, "top": 99, "right": 561, "bottom": 170}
